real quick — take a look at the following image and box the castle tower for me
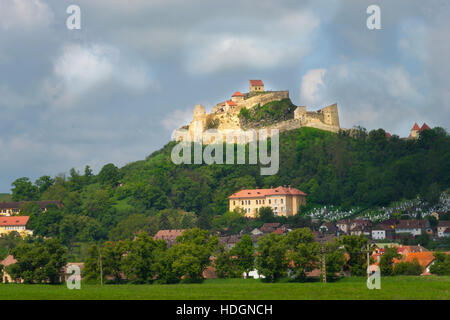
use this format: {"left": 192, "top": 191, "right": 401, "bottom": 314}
{"left": 294, "top": 106, "right": 306, "bottom": 123}
{"left": 320, "top": 103, "right": 340, "bottom": 127}
{"left": 249, "top": 80, "right": 264, "bottom": 92}
{"left": 409, "top": 123, "right": 420, "bottom": 139}
{"left": 189, "top": 104, "right": 207, "bottom": 141}
{"left": 231, "top": 91, "right": 244, "bottom": 103}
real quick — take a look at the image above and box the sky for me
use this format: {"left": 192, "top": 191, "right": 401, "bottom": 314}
{"left": 0, "top": 0, "right": 449, "bottom": 192}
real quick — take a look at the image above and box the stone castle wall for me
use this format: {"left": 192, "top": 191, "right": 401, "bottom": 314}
{"left": 177, "top": 88, "right": 341, "bottom": 144}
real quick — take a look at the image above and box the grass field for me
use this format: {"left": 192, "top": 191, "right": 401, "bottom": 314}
{"left": 0, "top": 277, "right": 449, "bottom": 300}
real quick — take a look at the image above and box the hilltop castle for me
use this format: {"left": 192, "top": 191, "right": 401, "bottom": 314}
{"left": 174, "top": 80, "right": 341, "bottom": 143}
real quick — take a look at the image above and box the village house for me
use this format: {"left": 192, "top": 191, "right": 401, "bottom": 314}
{"left": 437, "top": 221, "right": 450, "bottom": 238}
{"left": 336, "top": 219, "right": 352, "bottom": 235}
{"left": 395, "top": 220, "right": 427, "bottom": 237}
{"left": 261, "top": 223, "right": 281, "bottom": 233}
{"left": 371, "top": 224, "right": 395, "bottom": 240}
{"left": 1, "top": 255, "right": 19, "bottom": 283}
{"left": 0, "top": 216, "right": 33, "bottom": 237}
{"left": 228, "top": 186, "right": 307, "bottom": 218}
{"left": 0, "top": 200, "right": 63, "bottom": 216}
{"left": 154, "top": 229, "right": 185, "bottom": 247}
{"left": 319, "top": 222, "right": 339, "bottom": 235}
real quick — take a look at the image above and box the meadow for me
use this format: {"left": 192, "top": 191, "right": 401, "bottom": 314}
{"left": 0, "top": 277, "right": 449, "bottom": 300}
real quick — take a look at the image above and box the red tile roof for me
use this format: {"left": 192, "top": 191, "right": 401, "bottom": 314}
{"left": 226, "top": 100, "right": 237, "bottom": 106}
{"left": 0, "top": 255, "right": 17, "bottom": 267}
{"left": 232, "top": 91, "right": 244, "bottom": 97}
{"left": 249, "top": 80, "right": 264, "bottom": 86}
{"left": 411, "top": 123, "right": 420, "bottom": 131}
{"left": 403, "top": 252, "right": 435, "bottom": 269}
{"left": 385, "top": 132, "right": 392, "bottom": 138}
{"left": 154, "top": 229, "right": 185, "bottom": 241}
{"left": 229, "top": 186, "right": 306, "bottom": 199}
{"left": 420, "top": 123, "right": 431, "bottom": 131}
{"left": 0, "top": 216, "right": 29, "bottom": 226}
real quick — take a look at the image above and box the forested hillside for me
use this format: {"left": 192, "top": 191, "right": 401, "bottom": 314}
{"left": 8, "top": 126, "right": 450, "bottom": 249}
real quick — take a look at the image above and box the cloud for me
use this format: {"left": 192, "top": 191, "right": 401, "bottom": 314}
{"left": 300, "top": 69, "right": 327, "bottom": 106}
{"left": 48, "top": 43, "right": 158, "bottom": 108}
{"left": 186, "top": 10, "right": 320, "bottom": 74}
{"left": 162, "top": 108, "right": 194, "bottom": 131}
{"left": 307, "top": 62, "right": 426, "bottom": 135}
{"left": 0, "top": 0, "right": 53, "bottom": 30}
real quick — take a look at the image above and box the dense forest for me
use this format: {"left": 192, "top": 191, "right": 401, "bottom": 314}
{"left": 6, "top": 125, "right": 450, "bottom": 256}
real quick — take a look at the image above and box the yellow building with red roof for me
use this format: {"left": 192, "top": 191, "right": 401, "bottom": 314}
{"left": 228, "top": 186, "right": 306, "bottom": 218}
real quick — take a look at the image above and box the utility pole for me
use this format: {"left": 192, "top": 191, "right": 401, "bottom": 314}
{"left": 321, "top": 241, "right": 326, "bottom": 283}
{"left": 98, "top": 247, "right": 103, "bottom": 286}
{"left": 366, "top": 242, "right": 370, "bottom": 280}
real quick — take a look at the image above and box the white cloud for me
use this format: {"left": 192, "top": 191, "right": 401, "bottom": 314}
{"left": 0, "top": 0, "right": 53, "bottom": 30}
{"left": 186, "top": 10, "right": 319, "bottom": 74}
{"left": 49, "top": 43, "right": 158, "bottom": 107}
{"left": 300, "top": 69, "right": 327, "bottom": 106}
{"left": 162, "top": 108, "right": 194, "bottom": 131}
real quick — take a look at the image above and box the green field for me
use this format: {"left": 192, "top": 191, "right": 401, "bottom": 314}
{"left": 0, "top": 277, "right": 449, "bottom": 300}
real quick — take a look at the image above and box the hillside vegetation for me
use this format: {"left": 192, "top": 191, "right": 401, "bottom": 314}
{"left": 8, "top": 126, "right": 450, "bottom": 249}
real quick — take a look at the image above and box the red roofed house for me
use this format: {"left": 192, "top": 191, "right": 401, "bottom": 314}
{"left": 229, "top": 186, "right": 306, "bottom": 218}
{"left": 409, "top": 122, "right": 431, "bottom": 139}
{"left": 437, "top": 221, "right": 450, "bottom": 238}
{"left": 249, "top": 80, "right": 264, "bottom": 92}
{"left": 1, "top": 255, "right": 19, "bottom": 283}
{"left": 154, "top": 229, "right": 186, "bottom": 247}
{"left": 231, "top": 91, "right": 245, "bottom": 103}
{"left": 0, "top": 216, "right": 32, "bottom": 237}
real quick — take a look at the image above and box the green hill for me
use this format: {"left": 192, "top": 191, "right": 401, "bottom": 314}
{"left": 9, "top": 126, "right": 450, "bottom": 247}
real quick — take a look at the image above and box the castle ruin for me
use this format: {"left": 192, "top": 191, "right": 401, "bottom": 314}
{"left": 174, "top": 80, "right": 341, "bottom": 143}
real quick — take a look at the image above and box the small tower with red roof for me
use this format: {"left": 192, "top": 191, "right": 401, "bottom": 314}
{"left": 249, "top": 80, "right": 264, "bottom": 92}
{"left": 409, "top": 122, "right": 431, "bottom": 139}
{"left": 231, "top": 91, "right": 244, "bottom": 102}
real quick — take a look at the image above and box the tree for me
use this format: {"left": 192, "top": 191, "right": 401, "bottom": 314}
{"left": 35, "top": 175, "right": 54, "bottom": 195}
{"left": 284, "top": 228, "right": 320, "bottom": 281}
{"left": 7, "top": 239, "right": 67, "bottom": 284}
{"left": 258, "top": 207, "right": 275, "bottom": 223}
{"left": 123, "top": 233, "right": 166, "bottom": 283}
{"left": 98, "top": 163, "right": 122, "bottom": 187}
{"left": 324, "top": 240, "right": 346, "bottom": 280}
{"left": 108, "top": 214, "right": 159, "bottom": 241}
{"left": 256, "top": 233, "right": 287, "bottom": 282}
{"left": 429, "top": 252, "right": 450, "bottom": 275}
{"left": 379, "top": 246, "right": 401, "bottom": 276}
{"left": 84, "top": 165, "right": 94, "bottom": 184}
{"left": 102, "top": 240, "right": 129, "bottom": 283}
{"left": 214, "top": 246, "right": 241, "bottom": 278}
{"left": 169, "top": 228, "right": 218, "bottom": 282}
{"left": 231, "top": 234, "right": 255, "bottom": 276}
{"left": 340, "top": 235, "right": 371, "bottom": 276}
{"left": 83, "top": 244, "right": 101, "bottom": 283}
{"left": 11, "top": 177, "right": 39, "bottom": 201}
{"left": 393, "top": 259, "right": 423, "bottom": 275}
